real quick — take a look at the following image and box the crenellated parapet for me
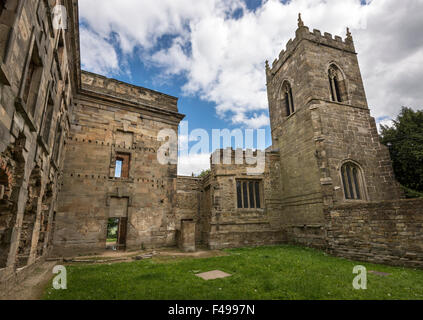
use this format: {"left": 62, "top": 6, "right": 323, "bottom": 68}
{"left": 266, "top": 14, "right": 355, "bottom": 79}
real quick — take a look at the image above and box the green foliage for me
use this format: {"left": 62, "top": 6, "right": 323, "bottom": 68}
{"left": 43, "top": 245, "right": 423, "bottom": 300}
{"left": 197, "top": 169, "right": 211, "bottom": 178}
{"left": 401, "top": 185, "right": 423, "bottom": 199}
{"left": 107, "top": 218, "right": 119, "bottom": 240}
{"left": 380, "top": 107, "right": 423, "bottom": 194}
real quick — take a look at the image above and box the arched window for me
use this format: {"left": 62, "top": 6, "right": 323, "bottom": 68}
{"left": 281, "top": 81, "right": 295, "bottom": 117}
{"left": 341, "top": 162, "right": 365, "bottom": 200}
{"left": 328, "top": 65, "right": 347, "bottom": 103}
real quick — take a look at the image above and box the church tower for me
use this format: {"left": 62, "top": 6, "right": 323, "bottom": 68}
{"left": 266, "top": 15, "right": 402, "bottom": 246}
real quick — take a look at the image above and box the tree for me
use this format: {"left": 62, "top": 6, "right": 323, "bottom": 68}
{"left": 197, "top": 169, "right": 211, "bottom": 178}
{"left": 379, "top": 107, "right": 423, "bottom": 196}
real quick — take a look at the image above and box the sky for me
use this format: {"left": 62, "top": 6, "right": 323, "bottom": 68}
{"left": 78, "top": 0, "right": 423, "bottom": 176}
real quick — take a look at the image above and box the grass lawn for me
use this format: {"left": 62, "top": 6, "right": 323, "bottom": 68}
{"left": 43, "top": 245, "right": 423, "bottom": 300}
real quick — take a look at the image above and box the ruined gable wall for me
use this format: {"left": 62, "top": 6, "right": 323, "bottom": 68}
{"left": 54, "top": 73, "right": 185, "bottom": 256}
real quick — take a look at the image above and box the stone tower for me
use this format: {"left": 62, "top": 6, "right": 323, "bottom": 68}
{"left": 266, "top": 15, "right": 402, "bottom": 247}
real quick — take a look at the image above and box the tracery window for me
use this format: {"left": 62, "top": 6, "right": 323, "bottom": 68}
{"left": 341, "top": 162, "right": 364, "bottom": 200}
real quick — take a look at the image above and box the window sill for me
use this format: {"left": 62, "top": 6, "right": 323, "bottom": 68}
{"left": 342, "top": 199, "right": 368, "bottom": 203}
{"left": 236, "top": 208, "right": 265, "bottom": 212}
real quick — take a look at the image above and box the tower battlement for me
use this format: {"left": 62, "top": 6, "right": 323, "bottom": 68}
{"left": 267, "top": 15, "right": 355, "bottom": 78}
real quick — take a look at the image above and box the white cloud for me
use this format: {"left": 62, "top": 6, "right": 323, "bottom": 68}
{"left": 178, "top": 153, "right": 211, "bottom": 176}
{"left": 79, "top": 26, "right": 120, "bottom": 76}
{"left": 79, "top": 0, "right": 423, "bottom": 128}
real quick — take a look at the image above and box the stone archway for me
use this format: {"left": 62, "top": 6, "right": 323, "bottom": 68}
{"left": 16, "top": 166, "right": 41, "bottom": 268}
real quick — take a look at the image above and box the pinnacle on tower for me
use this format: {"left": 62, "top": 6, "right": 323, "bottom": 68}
{"left": 298, "top": 13, "right": 304, "bottom": 28}
{"left": 346, "top": 27, "right": 353, "bottom": 41}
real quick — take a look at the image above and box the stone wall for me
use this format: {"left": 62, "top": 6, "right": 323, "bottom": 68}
{"left": 53, "top": 71, "right": 185, "bottom": 256}
{"left": 202, "top": 150, "right": 285, "bottom": 250}
{"left": 0, "top": 0, "right": 77, "bottom": 286}
{"left": 175, "top": 176, "right": 200, "bottom": 242}
{"left": 326, "top": 199, "right": 423, "bottom": 268}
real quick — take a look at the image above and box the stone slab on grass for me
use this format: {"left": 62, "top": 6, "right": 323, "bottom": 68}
{"left": 195, "top": 270, "right": 232, "bottom": 280}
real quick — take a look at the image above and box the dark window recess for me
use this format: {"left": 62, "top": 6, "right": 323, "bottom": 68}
{"left": 282, "top": 81, "right": 295, "bottom": 117}
{"left": 22, "top": 44, "right": 43, "bottom": 116}
{"left": 341, "top": 162, "right": 364, "bottom": 200}
{"left": 0, "top": 1, "right": 6, "bottom": 16}
{"left": 236, "top": 181, "right": 242, "bottom": 209}
{"left": 115, "top": 153, "right": 130, "bottom": 179}
{"left": 285, "top": 92, "right": 290, "bottom": 117}
{"left": 243, "top": 182, "right": 248, "bottom": 208}
{"left": 255, "top": 181, "right": 261, "bottom": 208}
{"left": 249, "top": 181, "right": 255, "bottom": 209}
{"left": 42, "top": 96, "right": 54, "bottom": 144}
{"left": 236, "top": 180, "right": 262, "bottom": 209}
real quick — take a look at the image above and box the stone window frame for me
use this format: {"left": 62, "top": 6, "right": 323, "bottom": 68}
{"left": 109, "top": 146, "right": 135, "bottom": 183}
{"left": 15, "top": 28, "right": 45, "bottom": 132}
{"left": 105, "top": 193, "right": 132, "bottom": 235}
{"left": 338, "top": 160, "right": 368, "bottom": 202}
{"left": 235, "top": 178, "right": 264, "bottom": 211}
{"left": 327, "top": 62, "right": 349, "bottom": 104}
{"left": 20, "top": 33, "right": 44, "bottom": 116}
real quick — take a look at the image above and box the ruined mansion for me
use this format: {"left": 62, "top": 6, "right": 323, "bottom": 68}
{"left": 1, "top": 1, "right": 423, "bottom": 290}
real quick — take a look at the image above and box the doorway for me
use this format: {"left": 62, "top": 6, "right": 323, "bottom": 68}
{"left": 106, "top": 218, "right": 127, "bottom": 251}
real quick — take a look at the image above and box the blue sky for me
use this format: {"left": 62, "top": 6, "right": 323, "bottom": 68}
{"left": 78, "top": 0, "right": 423, "bottom": 175}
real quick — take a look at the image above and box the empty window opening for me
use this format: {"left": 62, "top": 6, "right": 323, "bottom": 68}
{"left": 236, "top": 180, "right": 262, "bottom": 209}
{"left": 106, "top": 217, "right": 127, "bottom": 251}
{"left": 106, "top": 218, "right": 119, "bottom": 250}
{"left": 42, "top": 95, "right": 54, "bottom": 144}
{"left": 328, "top": 65, "right": 348, "bottom": 103}
{"left": 114, "top": 160, "right": 122, "bottom": 178}
{"left": 115, "top": 153, "right": 130, "bottom": 178}
{"left": 341, "top": 162, "right": 364, "bottom": 200}
{"left": 22, "top": 44, "right": 43, "bottom": 116}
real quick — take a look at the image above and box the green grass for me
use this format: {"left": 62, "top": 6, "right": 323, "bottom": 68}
{"left": 401, "top": 185, "right": 423, "bottom": 198}
{"left": 43, "top": 245, "right": 423, "bottom": 300}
